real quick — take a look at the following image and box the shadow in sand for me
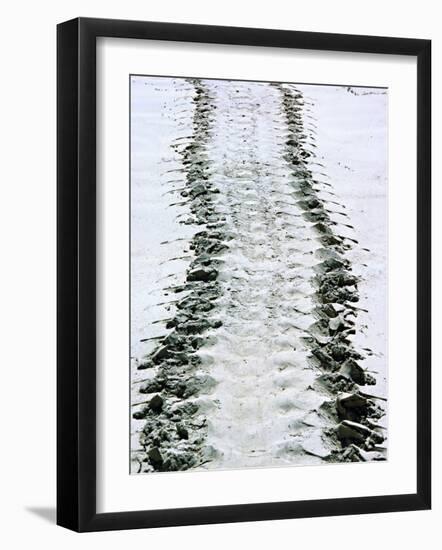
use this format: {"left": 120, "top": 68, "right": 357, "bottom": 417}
{"left": 26, "top": 507, "right": 56, "bottom": 524}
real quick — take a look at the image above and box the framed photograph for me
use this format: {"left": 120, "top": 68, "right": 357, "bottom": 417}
{"left": 57, "top": 17, "right": 431, "bottom": 532}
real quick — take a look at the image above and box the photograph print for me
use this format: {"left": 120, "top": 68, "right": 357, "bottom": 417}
{"left": 130, "top": 75, "right": 388, "bottom": 474}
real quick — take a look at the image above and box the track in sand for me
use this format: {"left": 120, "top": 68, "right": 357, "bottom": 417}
{"left": 130, "top": 77, "right": 387, "bottom": 474}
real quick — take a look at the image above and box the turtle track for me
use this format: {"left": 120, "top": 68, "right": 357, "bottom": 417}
{"left": 131, "top": 79, "right": 229, "bottom": 473}
{"left": 276, "top": 84, "right": 387, "bottom": 462}
{"left": 131, "top": 78, "right": 387, "bottom": 473}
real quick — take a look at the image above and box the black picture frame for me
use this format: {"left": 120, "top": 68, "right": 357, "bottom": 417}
{"left": 57, "top": 17, "right": 431, "bottom": 532}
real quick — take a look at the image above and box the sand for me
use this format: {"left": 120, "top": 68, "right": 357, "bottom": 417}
{"left": 130, "top": 76, "right": 388, "bottom": 474}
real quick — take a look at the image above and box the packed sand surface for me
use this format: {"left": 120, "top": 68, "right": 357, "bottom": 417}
{"left": 130, "top": 77, "right": 388, "bottom": 474}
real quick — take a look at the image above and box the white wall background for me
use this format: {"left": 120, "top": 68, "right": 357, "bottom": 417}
{"left": 0, "top": 1, "right": 439, "bottom": 548}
